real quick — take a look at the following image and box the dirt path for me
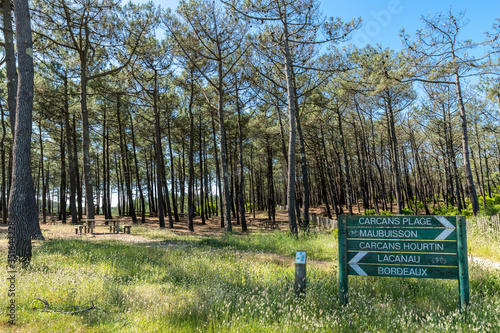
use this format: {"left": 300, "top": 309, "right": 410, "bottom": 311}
{"left": 470, "top": 256, "right": 500, "bottom": 271}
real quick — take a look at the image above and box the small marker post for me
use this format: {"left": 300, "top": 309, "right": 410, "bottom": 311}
{"left": 295, "top": 250, "right": 306, "bottom": 296}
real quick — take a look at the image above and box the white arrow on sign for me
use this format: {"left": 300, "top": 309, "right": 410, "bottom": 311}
{"left": 348, "top": 252, "right": 367, "bottom": 276}
{"left": 434, "top": 216, "right": 455, "bottom": 240}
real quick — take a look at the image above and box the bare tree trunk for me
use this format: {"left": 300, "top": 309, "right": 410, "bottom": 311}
{"left": 236, "top": 92, "right": 247, "bottom": 231}
{"left": 180, "top": 142, "right": 185, "bottom": 215}
{"left": 39, "top": 119, "right": 46, "bottom": 224}
{"left": 74, "top": 115, "right": 83, "bottom": 221}
{"left": 80, "top": 69, "right": 95, "bottom": 219}
{"left": 216, "top": 61, "right": 232, "bottom": 232}
{"left": 187, "top": 76, "right": 195, "bottom": 232}
{"left": 199, "top": 115, "right": 206, "bottom": 225}
{"left": 211, "top": 111, "right": 223, "bottom": 227}
{"left": 283, "top": 21, "right": 298, "bottom": 235}
{"left": 337, "top": 107, "right": 353, "bottom": 215}
{"left": 474, "top": 118, "right": 486, "bottom": 210}
{"left": 106, "top": 126, "right": 112, "bottom": 219}
{"left": 454, "top": 71, "right": 479, "bottom": 215}
{"left": 116, "top": 94, "right": 137, "bottom": 223}
{"left": 59, "top": 124, "right": 67, "bottom": 223}
{"left": 1, "top": 102, "right": 8, "bottom": 224}
{"left": 295, "top": 109, "right": 309, "bottom": 228}
{"left": 385, "top": 92, "right": 402, "bottom": 214}
{"left": 167, "top": 117, "right": 179, "bottom": 222}
{"left": 102, "top": 107, "right": 108, "bottom": 220}
{"left": 2, "top": 0, "right": 17, "bottom": 132}
{"left": 145, "top": 153, "right": 153, "bottom": 217}
{"left": 160, "top": 148, "right": 174, "bottom": 228}
{"left": 62, "top": 77, "right": 78, "bottom": 224}
{"left": 153, "top": 71, "right": 165, "bottom": 228}
{"left": 130, "top": 112, "right": 146, "bottom": 223}
{"left": 9, "top": 0, "right": 43, "bottom": 264}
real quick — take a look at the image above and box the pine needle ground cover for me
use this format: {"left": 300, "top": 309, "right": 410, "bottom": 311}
{"left": 1, "top": 226, "right": 499, "bottom": 332}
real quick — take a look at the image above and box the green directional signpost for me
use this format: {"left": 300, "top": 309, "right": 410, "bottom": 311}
{"left": 338, "top": 215, "right": 469, "bottom": 310}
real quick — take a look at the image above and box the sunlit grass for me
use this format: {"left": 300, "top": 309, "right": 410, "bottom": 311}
{"left": 0, "top": 225, "right": 499, "bottom": 332}
{"left": 467, "top": 219, "right": 500, "bottom": 261}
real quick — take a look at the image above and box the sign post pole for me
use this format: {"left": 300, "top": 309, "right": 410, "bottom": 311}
{"left": 457, "top": 216, "right": 470, "bottom": 311}
{"left": 338, "top": 215, "right": 348, "bottom": 306}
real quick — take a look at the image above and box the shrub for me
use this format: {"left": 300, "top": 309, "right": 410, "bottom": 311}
{"left": 480, "top": 204, "right": 500, "bottom": 217}
{"left": 363, "top": 209, "right": 376, "bottom": 215}
{"left": 401, "top": 208, "right": 413, "bottom": 215}
{"left": 492, "top": 194, "right": 500, "bottom": 205}
{"left": 245, "top": 202, "right": 257, "bottom": 211}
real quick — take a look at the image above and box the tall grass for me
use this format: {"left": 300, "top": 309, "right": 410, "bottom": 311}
{"left": 0, "top": 228, "right": 498, "bottom": 332}
{"left": 467, "top": 216, "right": 500, "bottom": 261}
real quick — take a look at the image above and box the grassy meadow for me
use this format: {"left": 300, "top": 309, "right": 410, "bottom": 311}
{"left": 0, "top": 221, "right": 499, "bottom": 332}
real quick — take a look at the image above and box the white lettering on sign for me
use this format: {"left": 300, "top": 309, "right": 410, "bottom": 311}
{"left": 359, "top": 241, "right": 401, "bottom": 250}
{"left": 358, "top": 217, "right": 401, "bottom": 225}
{"left": 377, "top": 254, "right": 421, "bottom": 264}
{"left": 401, "top": 217, "right": 432, "bottom": 226}
{"left": 377, "top": 266, "right": 428, "bottom": 277}
{"left": 358, "top": 229, "right": 418, "bottom": 238}
{"left": 403, "top": 242, "right": 444, "bottom": 251}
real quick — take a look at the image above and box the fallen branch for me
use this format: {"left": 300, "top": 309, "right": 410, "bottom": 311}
{"left": 34, "top": 297, "right": 96, "bottom": 314}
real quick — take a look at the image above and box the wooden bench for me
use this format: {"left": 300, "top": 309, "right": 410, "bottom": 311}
{"left": 74, "top": 225, "right": 84, "bottom": 235}
{"left": 264, "top": 220, "right": 279, "bottom": 230}
{"left": 123, "top": 225, "right": 132, "bottom": 234}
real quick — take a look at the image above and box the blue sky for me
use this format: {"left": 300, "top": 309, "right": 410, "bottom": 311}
{"left": 136, "top": 0, "right": 500, "bottom": 50}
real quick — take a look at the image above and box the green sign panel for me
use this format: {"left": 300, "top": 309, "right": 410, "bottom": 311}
{"left": 347, "top": 227, "right": 457, "bottom": 241}
{"left": 338, "top": 215, "right": 469, "bottom": 311}
{"left": 346, "top": 252, "right": 458, "bottom": 267}
{"left": 346, "top": 216, "right": 457, "bottom": 228}
{"left": 347, "top": 239, "right": 458, "bottom": 253}
{"left": 348, "top": 264, "right": 458, "bottom": 279}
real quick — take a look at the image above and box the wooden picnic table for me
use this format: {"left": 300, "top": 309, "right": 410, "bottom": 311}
{"left": 83, "top": 219, "right": 97, "bottom": 234}
{"left": 264, "top": 220, "right": 279, "bottom": 230}
{"left": 105, "top": 219, "right": 121, "bottom": 233}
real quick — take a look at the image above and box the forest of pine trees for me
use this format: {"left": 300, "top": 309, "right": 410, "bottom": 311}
{"left": 2, "top": 0, "right": 500, "bottom": 249}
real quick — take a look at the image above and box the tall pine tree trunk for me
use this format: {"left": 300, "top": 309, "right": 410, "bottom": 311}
{"left": 60, "top": 124, "right": 67, "bottom": 223}
{"left": 217, "top": 61, "right": 232, "bottom": 232}
{"left": 130, "top": 112, "right": 146, "bottom": 223}
{"left": 9, "top": 0, "right": 43, "bottom": 264}
{"left": 236, "top": 92, "right": 247, "bottom": 231}
{"left": 2, "top": 0, "right": 17, "bottom": 132}
{"left": 63, "top": 76, "right": 78, "bottom": 224}
{"left": 454, "top": 70, "right": 479, "bottom": 215}
{"left": 80, "top": 68, "right": 95, "bottom": 219}
{"left": 167, "top": 117, "right": 179, "bottom": 222}
{"left": 1, "top": 101, "right": 7, "bottom": 224}
{"left": 153, "top": 71, "right": 165, "bottom": 228}
{"left": 283, "top": 23, "right": 298, "bottom": 235}
{"left": 211, "top": 111, "right": 223, "bottom": 227}
{"left": 187, "top": 75, "right": 195, "bottom": 232}
{"left": 116, "top": 94, "right": 137, "bottom": 223}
